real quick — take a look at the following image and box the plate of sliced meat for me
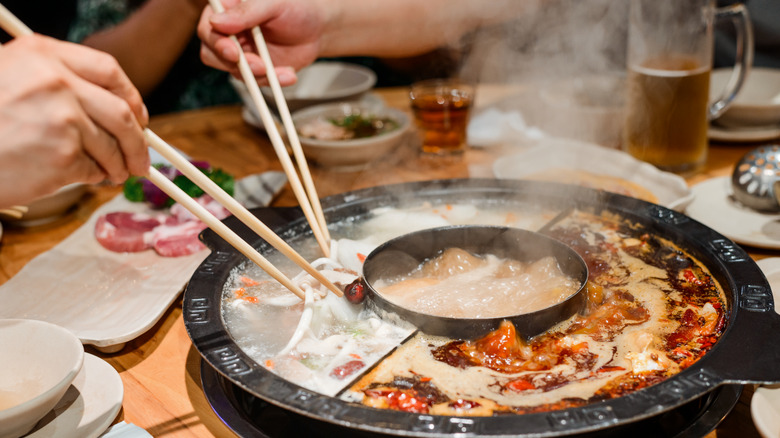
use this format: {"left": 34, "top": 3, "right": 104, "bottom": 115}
{"left": 0, "top": 171, "right": 286, "bottom": 353}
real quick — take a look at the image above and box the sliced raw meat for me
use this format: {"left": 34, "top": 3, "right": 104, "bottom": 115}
{"left": 170, "top": 195, "right": 231, "bottom": 223}
{"left": 95, "top": 212, "right": 161, "bottom": 252}
{"left": 152, "top": 220, "right": 208, "bottom": 257}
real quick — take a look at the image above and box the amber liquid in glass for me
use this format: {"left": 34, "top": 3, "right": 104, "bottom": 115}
{"left": 624, "top": 56, "right": 710, "bottom": 172}
{"left": 411, "top": 93, "right": 473, "bottom": 155}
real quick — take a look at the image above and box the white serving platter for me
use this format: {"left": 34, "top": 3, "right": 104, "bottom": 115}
{"left": 0, "top": 172, "right": 286, "bottom": 352}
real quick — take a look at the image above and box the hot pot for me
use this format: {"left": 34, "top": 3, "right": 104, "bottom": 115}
{"left": 184, "top": 178, "right": 780, "bottom": 437}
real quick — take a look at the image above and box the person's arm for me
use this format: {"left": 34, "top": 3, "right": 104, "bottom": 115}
{"left": 0, "top": 34, "right": 148, "bottom": 208}
{"left": 197, "top": 0, "right": 534, "bottom": 81}
{"left": 80, "top": 0, "right": 207, "bottom": 96}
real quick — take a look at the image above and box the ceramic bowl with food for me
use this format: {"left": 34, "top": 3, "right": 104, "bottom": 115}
{"left": 711, "top": 67, "right": 780, "bottom": 127}
{"left": 0, "top": 319, "right": 84, "bottom": 438}
{"left": 231, "top": 61, "right": 377, "bottom": 120}
{"left": 292, "top": 102, "right": 410, "bottom": 171}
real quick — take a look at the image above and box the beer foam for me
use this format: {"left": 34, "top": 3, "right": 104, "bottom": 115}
{"left": 630, "top": 63, "right": 710, "bottom": 78}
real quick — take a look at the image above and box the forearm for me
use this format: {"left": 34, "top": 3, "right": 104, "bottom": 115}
{"left": 317, "top": 0, "right": 534, "bottom": 58}
{"left": 81, "top": 0, "right": 206, "bottom": 95}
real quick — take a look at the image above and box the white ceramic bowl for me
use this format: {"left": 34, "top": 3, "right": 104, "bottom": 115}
{"left": 0, "top": 319, "right": 84, "bottom": 438}
{"left": 536, "top": 74, "right": 626, "bottom": 148}
{"left": 292, "top": 102, "right": 410, "bottom": 171}
{"left": 711, "top": 67, "right": 780, "bottom": 127}
{"left": 230, "top": 61, "right": 377, "bottom": 117}
{"left": 1, "top": 183, "right": 88, "bottom": 227}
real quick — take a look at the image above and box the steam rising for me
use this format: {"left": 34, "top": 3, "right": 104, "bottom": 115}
{"left": 454, "top": 0, "right": 631, "bottom": 149}
{"left": 459, "top": 0, "right": 628, "bottom": 85}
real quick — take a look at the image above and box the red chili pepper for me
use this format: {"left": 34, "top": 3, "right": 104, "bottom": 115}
{"left": 330, "top": 360, "right": 365, "bottom": 379}
{"left": 683, "top": 269, "right": 704, "bottom": 285}
{"left": 364, "top": 389, "right": 430, "bottom": 413}
{"left": 449, "top": 399, "right": 481, "bottom": 410}
{"left": 507, "top": 379, "right": 536, "bottom": 392}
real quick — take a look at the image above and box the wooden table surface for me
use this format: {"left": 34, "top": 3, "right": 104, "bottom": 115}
{"left": 0, "top": 86, "right": 774, "bottom": 437}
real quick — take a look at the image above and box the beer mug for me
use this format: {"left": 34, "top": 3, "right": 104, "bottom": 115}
{"left": 623, "top": 0, "right": 753, "bottom": 173}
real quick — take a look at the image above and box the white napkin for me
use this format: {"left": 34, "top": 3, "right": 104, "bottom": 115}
{"left": 100, "top": 421, "right": 152, "bottom": 438}
{"left": 234, "top": 171, "right": 287, "bottom": 209}
{"left": 467, "top": 107, "right": 546, "bottom": 147}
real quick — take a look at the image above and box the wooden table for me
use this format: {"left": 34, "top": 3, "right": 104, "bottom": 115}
{"left": 0, "top": 86, "right": 772, "bottom": 437}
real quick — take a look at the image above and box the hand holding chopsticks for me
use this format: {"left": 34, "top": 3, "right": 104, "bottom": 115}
{"left": 0, "top": 3, "right": 343, "bottom": 300}
{"left": 206, "top": 0, "right": 331, "bottom": 257}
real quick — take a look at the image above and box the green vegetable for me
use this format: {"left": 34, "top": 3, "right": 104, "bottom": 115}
{"left": 123, "top": 176, "right": 145, "bottom": 202}
{"left": 122, "top": 162, "right": 235, "bottom": 207}
{"left": 329, "top": 113, "right": 399, "bottom": 138}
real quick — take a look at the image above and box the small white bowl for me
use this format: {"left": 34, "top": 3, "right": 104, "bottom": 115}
{"left": 230, "top": 61, "right": 377, "bottom": 118}
{"left": 292, "top": 102, "right": 410, "bottom": 171}
{"left": 1, "top": 183, "right": 87, "bottom": 227}
{"left": 537, "top": 74, "right": 626, "bottom": 148}
{"left": 0, "top": 319, "right": 84, "bottom": 438}
{"left": 711, "top": 67, "right": 780, "bottom": 127}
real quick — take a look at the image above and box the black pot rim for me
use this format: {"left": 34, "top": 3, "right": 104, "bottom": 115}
{"left": 184, "top": 178, "right": 780, "bottom": 437}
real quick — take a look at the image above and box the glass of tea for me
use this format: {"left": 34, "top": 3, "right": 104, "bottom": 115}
{"left": 623, "top": 0, "right": 753, "bottom": 173}
{"left": 409, "top": 79, "right": 474, "bottom": 155}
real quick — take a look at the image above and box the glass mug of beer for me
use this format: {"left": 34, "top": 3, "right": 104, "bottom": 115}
{"left": 623, "top": 0, "right": 753, "bottom": 173}
{"left": 409, "top": 79, "right": 474, "bottom": 155}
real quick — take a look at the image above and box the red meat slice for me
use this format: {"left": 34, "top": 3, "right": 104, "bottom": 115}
{"left": 95, "top": 212, "right": 161, "bottom": 252}
{"left": 151, "top": 220, "right": 208, "bottom": 257}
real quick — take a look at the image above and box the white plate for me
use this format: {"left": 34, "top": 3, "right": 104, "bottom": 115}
{"left": 0, "top": 173, "right": 287, "bottom": 352}
{"left": 26, "top": 353, "right": 123, "bottom": 438}
{"left": 492, "top": 138, "right": 694, "bottom": 211}
{"left": 685, "top": 177, "right": 780, "bottom": 249}
{"left": 708, "top": 123, "right": 780, "bottom": 143}
{"left": 750, "top": 258, "right": 780, "bottom": 438}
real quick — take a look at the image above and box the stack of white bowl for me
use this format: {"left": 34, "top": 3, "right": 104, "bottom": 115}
{"left": 0, "top": 319, "right": 84, "bottom": 438}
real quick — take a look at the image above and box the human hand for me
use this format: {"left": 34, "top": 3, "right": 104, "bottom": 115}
{"left": 0, "top": 34, "right": 149, "bottom": 207}
{"left": 197, "top": 0, "right": 324, "bottom": 86}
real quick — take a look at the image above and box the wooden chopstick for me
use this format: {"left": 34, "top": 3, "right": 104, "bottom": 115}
{"left": 245, "top": 8, "right": 330, "bottom": 245}
{"left": 0, "top": 6, "right": 343, "bottom": 299}
{"left": 0, "top": 205, "right": 27, "bottom": 219}
{"left": 0, "top": 4, "right": 26, "bottom": 37}
{"left": 144, "top": 130, "right": 343, "bottom": 297}
{"left": 206, "top": 0, "right": 332, "bottom": 257}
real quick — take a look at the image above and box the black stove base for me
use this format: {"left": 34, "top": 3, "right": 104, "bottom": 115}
{"left": 200, "top": 360, "right": 742, "bottom": 438}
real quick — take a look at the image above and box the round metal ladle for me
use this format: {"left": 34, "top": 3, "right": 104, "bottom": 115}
{"left": 359, "top": 225, "right": 589, "bottom": 340}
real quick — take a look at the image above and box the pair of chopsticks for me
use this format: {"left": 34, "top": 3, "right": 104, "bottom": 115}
{"left": 0, "top": 4, "right": 342, "bottom": 300}
{"left": 206, "top": 0, "right": 332, "bottom": 258}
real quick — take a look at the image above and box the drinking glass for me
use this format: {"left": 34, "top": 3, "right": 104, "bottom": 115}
{"left": 623, "top": 0, "right": 753, "bottom": 173}
{"left": 409, "top": 79, "right": 474, "bottom": 155}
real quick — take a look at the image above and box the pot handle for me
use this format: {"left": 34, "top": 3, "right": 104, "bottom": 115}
{"left": 703, "top": 304, "right": 780, "bottom": 385}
